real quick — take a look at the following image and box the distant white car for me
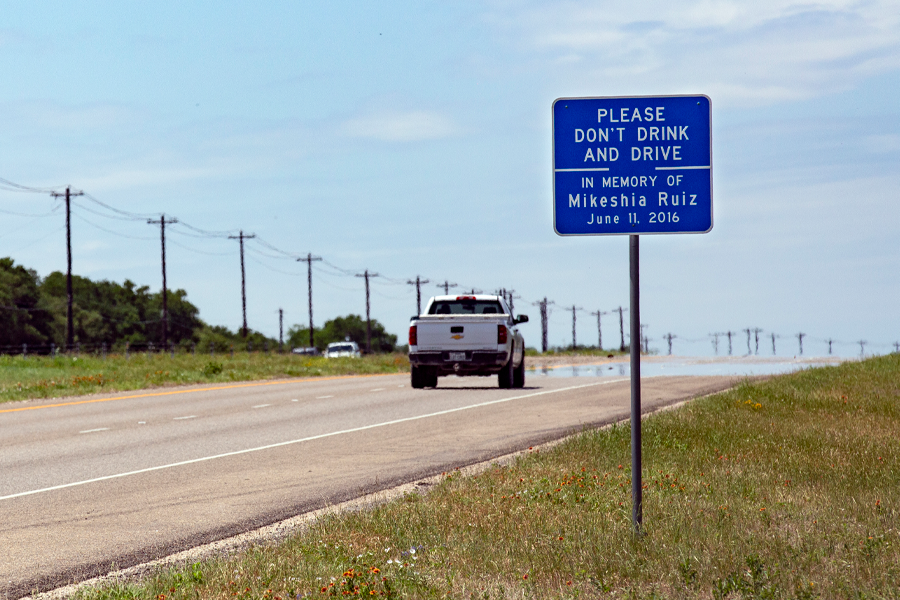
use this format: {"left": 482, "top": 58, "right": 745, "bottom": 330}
{"left": 292, "top": 346, "right": 320, "bottom": 356}
{"left": 324, "top": 341, "right": 361, "bottom": 358}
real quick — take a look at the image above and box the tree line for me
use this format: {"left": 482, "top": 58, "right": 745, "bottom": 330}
{"left": 0, "top": 257, "right": 397, "bottom": 353}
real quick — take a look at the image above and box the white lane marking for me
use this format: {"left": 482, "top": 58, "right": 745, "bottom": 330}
{"left": 173, "top": 415, "right": 197, "bottom": 420}
{"left": 1, "top": 379, "right": 629, "bottom": 501}
{"left": 252, "top": 404, "right": 271, "bottom": 409}
{"left": 370, "top": 388, "right": 385, "bottom": 392}
{"left": 79, "top": 428, "right": 109, "bottom": 434}
{"left": 317, "top": 395, "right": 334, "bottom": 399}
{"left": 138, "top": 421, "right": 146, "bottom": 425}
{"left": 291, "top": 399, "right": 299, "bottom": 402}
{"left": 398, "top": 385, "right": 405, "bottom": 388}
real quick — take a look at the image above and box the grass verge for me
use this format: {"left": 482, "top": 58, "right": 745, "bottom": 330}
{"left": 74, "top": 355, "right": 899, "bottom": 599}
{"left": 0, "top": 352, "right": 409, "bottom": 405}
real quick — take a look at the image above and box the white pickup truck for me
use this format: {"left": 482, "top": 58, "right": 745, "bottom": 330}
{"left": 408, "top": 295, "right": 528, "bottom": 389}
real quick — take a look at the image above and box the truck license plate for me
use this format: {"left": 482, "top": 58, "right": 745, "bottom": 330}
{"left": 448, "top": 352, "right": 468, "bottom": 361}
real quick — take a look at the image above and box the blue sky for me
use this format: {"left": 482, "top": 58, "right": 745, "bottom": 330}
{"left": 1, "top": 0, "right": 898, "bottom": 356}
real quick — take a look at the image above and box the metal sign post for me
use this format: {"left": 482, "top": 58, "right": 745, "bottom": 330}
{"left": 629, "top": 234, "right": 642, "bottom": 528}
{"left": 552, "top": 95, "right": 712, "bottom": 533}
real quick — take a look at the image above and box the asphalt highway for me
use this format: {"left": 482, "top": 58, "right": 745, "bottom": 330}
{"left": 0, "top": 372, "right": 741, "bottom": 597}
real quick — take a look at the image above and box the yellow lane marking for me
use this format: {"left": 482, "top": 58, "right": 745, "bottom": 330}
{"left": 0, "top": 373, "right": 402, "bottom": 415}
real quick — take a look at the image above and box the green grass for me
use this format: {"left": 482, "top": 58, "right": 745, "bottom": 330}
{"left": 74, "top": 354, "right": 900, "bottom": 599}
{"left": 0, "top": 352, "right": 410, "bottom": 405}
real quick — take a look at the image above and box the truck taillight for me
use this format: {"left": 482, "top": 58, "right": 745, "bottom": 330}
{"left": 409, "top": 325, "right": 418, "bottom": 346}
{"left": 497, "top": 324, "right": 508, "bottom": 344}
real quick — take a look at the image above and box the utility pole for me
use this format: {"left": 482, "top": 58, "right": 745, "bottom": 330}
{"left": 743, "top": 328, "right": 752, "bottom": 355}
{"left": 752, "top": 327, "right": 763, "bottom": 355}
{"left": 771, "top": 333, "right": 777, "bottom": 355}
{"left": 570, "top": 305, "right": 582, "bottom": 350}
{"left": 894, "top": 342, "right": 899, "bottom": 353}
{"left": 664, "top": 333, "right": 675, "bottom": 355}
{"left": 406, "top": 276, "right": 430, "bottom": 316}
{"left": 505, "top": 289, "right": 520, "bottom": 314}
{"left": 297, "top": 254, "right": 322, "bottom": 348}
{"left": 50, "top": 186, "right": 84, "bottom": 350}
{"left": 437, "top": 281, "right": 457, "bottom": 295}
{"left": 228, "top": 230, "right": 256, "bottom": 337}
{"left": 796, "top": 332, "right": 806, "bottom": 356}
{"left": 858, "top": 340, "right": 866, "bottom": 357}
{"left": 534, "top": 298, "right": 552, "bottom": 353}
{"left": 148, "top": 214, "right": 178, "bottom": 350}
{"left": 827, "top": 338, "right": 833, "bottom": 355}
{"left": 726, "top": 331, "right": 734, "bottom": 355}
{"left": 616, "top": 306, "right": 628, "bottom": 352}
{"left": 279, "top": 308, "right": 284, "bottom": 352}
{"left": 590, "top": 310, "right": 608, "bottom": 349}
{"left": 356, "top": 270, "right": 379, "bottom": 353}
{"left": 640, "top": 324, "right": 649, "bottom": 354}
{"left": 710, "top": 332, "right": 721, "bottom": 355}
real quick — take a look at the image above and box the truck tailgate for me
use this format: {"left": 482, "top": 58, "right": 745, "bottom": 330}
{"left": 415, "top": 317, "right": 500, "bottom": 350}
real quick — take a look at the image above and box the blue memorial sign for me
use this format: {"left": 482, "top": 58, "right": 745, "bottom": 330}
{"left": 553, "top": 95, "right": 712, "bottom": 236}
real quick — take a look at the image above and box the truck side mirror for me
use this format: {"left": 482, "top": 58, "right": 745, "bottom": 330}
{"left": 515, "top": 315, "right": 529, "bottom": 324}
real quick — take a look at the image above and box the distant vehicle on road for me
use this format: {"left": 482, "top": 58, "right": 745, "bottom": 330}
{"left": 408, "top": 295, "right": 528, "bottom": 389}
{"left": 292, "top": 347, "right": 320, "bottom": 356}
{"left": 324, "top": 341, "right": 361, "bottom": 358}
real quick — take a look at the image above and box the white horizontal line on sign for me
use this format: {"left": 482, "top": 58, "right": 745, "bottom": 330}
{"left": 554, "top": 168, "right": 611, "bottom": 172}
{"left": 654, "top": 166, "right": 711, "bottom": 170}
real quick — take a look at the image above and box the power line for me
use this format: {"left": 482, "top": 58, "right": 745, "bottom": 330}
{"left": 82, "top": 192, "right": 156, "bottom": 221}
{"left": 71, "top": 211, "right": 157, "bottom": 240}
{"left": 166, "top": 238, "right": 233, "bottom": 256}
{"left": 0, "top": 177, "right": 61, "bottom": 194}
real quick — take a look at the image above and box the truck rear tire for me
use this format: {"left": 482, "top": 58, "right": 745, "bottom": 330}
{"left": 513, "top": 356, "right": 525, "bottom": 388}
{"left": 411, "top": 366, "right": 425, "bottom": 389}
{"left": 498, "top": 358, "right": 514, "bottom": 388}
{"left": 426, "top": 370, "right": 439, "bottom": 388}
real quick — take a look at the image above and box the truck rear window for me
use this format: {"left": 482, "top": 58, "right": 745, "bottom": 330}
{"left": 428, "top": 300, "right": 505, "bottom": 315}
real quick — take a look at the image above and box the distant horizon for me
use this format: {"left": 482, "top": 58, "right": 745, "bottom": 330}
{"left": 1, "top": 2, "right": 897, "bottom": 357}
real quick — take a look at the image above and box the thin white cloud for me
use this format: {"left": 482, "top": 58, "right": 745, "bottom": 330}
{"left": 4, "top": 100, "right": 142, "bottom": 131}
{"left": 482, "top": 0, "right": 900, "bottom": 106}
{"left": 342, "top": 110, "right": 457, "bottom": 142}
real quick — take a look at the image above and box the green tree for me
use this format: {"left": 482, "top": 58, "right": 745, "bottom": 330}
{"left": 39, "top": 271, "right": 204, "bottom": 349}
{"left": 0, "top": 257, "right": 56, "bottom": 347}
{"left": 196, "top": 325, "right": 278, "bottom": 353}
{"left": 288, "top": 314, "right": 397, "bottom": 353}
